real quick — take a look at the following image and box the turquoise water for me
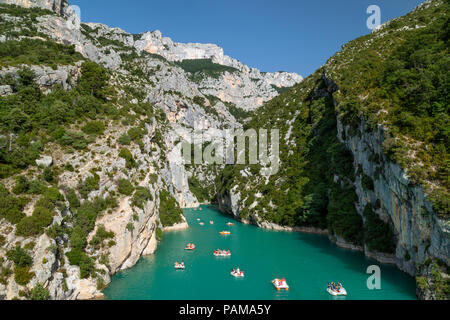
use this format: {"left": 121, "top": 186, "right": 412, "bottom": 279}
{"left": 103, "top": 205, "right": 416, "bottom": 300}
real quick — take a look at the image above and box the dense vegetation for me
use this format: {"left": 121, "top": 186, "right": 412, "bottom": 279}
{"left": 0, "top": 39, "right": 84, "bottom": 68}
{"left": 175, "top": 58, "right": 239, "bottom": 80}
{"left": 0, "top": 4, "right": 55, "bottom": 40}
{"left": 216, "top": 76, "right": 369, "bottom": 244}
{"left": 188, "top": 176, "right": 211, "bottom": 203}
{"left": 0, "top": 60, "right": 111, "bottom": 178}
{"left": 67, "top": 196, "right": 117, "bottom": 279}
{"left": 158, "top": 190, "right": 183, "bottom": 227}
{"left": 328, "top": 0, "right": 449, "bottom": 218}
{"left": 217, "top": 0, "right": 448, "bottom": 254}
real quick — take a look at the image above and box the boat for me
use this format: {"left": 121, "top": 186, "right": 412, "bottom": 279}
{"left": 213, "top": 249, "right": 231, "bottom": 257}
{"left": 226, "top": 222, "right": 234, "bottom": 226}
{"left": 327, "top": 287, "right": 347, "bottom": 296}
{"left": 220, "top": 231, "right": 231, "bottom": 235}
{"left": 272, "top": 278, "right": 289, "bottom": 291}
{"left": 327, "top": 283, "right": 347, "bottom": 296}
{"left": 174, "top": 262, "right": 185, "bottom": 270}
{"left": 185, "top": 243, "right": 196, "bottom": 250}
{"left": 231, "top": 268, "right": 244, "bottom": 278}
{"left": 210, "top": 221, "right": 214, "bottom": 225}
{"left": 199, "top": 222, "right": 204, "bottom": 226}
{"left": 197, "top": 218, "right": 200, "bottom": 221}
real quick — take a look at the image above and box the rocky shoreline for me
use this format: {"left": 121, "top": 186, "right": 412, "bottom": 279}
{"left": 224, "top": 211, "right": 398, "bottom": 268}
{"left": 162, "top": 215, "right": 190, "bottom": 232}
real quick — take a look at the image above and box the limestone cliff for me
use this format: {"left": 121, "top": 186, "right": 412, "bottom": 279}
{"left": 0, "top": 0, "right": 299, "bottom": 300}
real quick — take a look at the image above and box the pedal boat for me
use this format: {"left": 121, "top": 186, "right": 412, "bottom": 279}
{"left": 231, "top": 269, "right": 244, "bottom": 278}
{"left": 213, "top": 250, "right": 231, "bottom": 257}
{"left": 226, "top": 222, "right": 234, "bottom": 226}
{"left": 185, "top": 244, "right": 196, "bottom": 250}
{"left": 327, "top": 287, "right": 347, "bottom": 296}
{"left": 219, "top": 231, "right": 231, "bottom": 235}
{"left": 272, "top": 278, "right": 289, "bottom": 291}
{"left": 174, "top": 263, "right": 185, "bottom": 270}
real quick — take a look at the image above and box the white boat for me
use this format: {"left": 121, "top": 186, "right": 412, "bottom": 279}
{"left": 213, "top": 250, "right": 231, "bottom": 257}
{"left": 210, "top": 221, "right": 214, "bottom": 225}
{"left": 231, "top": 269, "right": 244, "bottom": 277}
{"left": 327, "top": 287, "right": 347, "bottom": 296}
{"left": 174, "top": 263, "right": 185, "bottom": 270}
{"left": 272, "top": 278, "right": 289, "bottom": 290}
{"left": 197, "top": 218, "right": 200, "bottom": 221}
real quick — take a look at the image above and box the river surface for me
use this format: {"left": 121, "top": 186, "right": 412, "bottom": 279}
{"left": 103, "top": 205, "right": 416, "bottom": 300}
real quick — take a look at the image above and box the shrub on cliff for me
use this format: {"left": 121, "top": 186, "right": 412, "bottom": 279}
{"left": 81, "top": 120, "right": 105, "bottom": 136}
{"left": 77, "top": 61, "right": 110, "bottom": 100}
{"left": 77, "top": 173, "right": 100, "bottom": 199}
{"left": 117, "top": 178, "right": 134, "bottom": 196}
{"left": 29, "top": 283, "right": 50, "bottom": 300}
{"left": 132, "top": 187, "right": 152, "bottom": 209}
{"left": 0, "top": 191, "right": 27, "bottom": 224}
{"left": 158, "top": 190, "right": 183, "bottom": 227}
{"left": 66, "top": 188, "right": 80, "bottom": 209}
{"left": 13, "top": 266, "right": 34, "bottom": 286}
{"left": 89, "top": 225, "right": 115, "bottom": 249}
{"left": 7, "top": 246, "right": 32, "bottom": 268}
{"left": 118, "top": 148, "right": 136, "bottom": 168}
{"left": 15, "top": 207, "right": 54, "bottom": 237}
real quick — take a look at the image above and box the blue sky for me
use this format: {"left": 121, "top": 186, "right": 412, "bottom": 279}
{"left": 70, "top": 0, "right": 425, "bottom": 77}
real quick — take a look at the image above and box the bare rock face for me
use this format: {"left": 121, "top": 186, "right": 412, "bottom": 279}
{"left": 134, "top": 30, "right": 302, "bottom": 84}
{"left": 133, "top": 30, "right": 302, "bottom": 110}
{"left": 0, "top": 63, "right": 82, "bottom": 93}
{"left": 336, "top": 113, "right": 450, "bottom": 274}
{"left": 0, "top": 0, "right": 70, "bottom": 17}
{"left": 35, "top": 155, "right": 53, "bottom": 167}
{"left": 0, "top": 85, "right": 12, "bottom": 96}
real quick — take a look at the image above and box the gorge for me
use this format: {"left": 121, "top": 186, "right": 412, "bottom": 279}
{"left": 0, "top": 0, "right": 448, "bottom": 300}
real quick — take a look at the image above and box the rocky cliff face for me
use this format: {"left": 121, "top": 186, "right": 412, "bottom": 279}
{"left": 0, "top": 0, "right": 301, "bottom": 300}
{"left": 336, "top": 112, "right": 450, "bottom": 275}
{"left": 0, "top": 0, "right": 69, "bottom": 16}
{"left": 134, "top": 29, "right": 303, "bottom": 85}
